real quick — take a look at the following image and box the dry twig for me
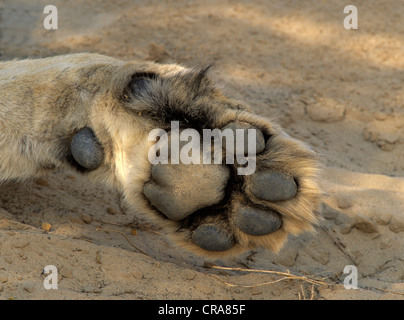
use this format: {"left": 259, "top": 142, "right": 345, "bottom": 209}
{"left": 208, "top": 265, "right": 329, "bottom": 288}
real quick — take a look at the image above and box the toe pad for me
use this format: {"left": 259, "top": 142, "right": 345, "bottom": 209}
{"left": 221, "top": 122, "right": 266, "bottom": 155}
{"left": 250, "top": 172, "right": 297, "bottom": 201}
{"left": 234, "top": 207, "right": 282, "bottom": 236}
{"left": 70, "top": 127, "right": 104, "bottom": 170}
{"left": 191, "top": 224, "right": 234, "bottom": 251}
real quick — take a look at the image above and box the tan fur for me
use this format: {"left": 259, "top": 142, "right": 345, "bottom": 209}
{"left": 0, "top": 53, "right": 322, "bottom": 259}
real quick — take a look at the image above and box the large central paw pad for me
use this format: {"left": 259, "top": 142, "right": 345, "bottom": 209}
{"left": 143, "top": 120, "right": 320, "bottom": 256}
{"left": 143, "top": 163, "right": 230, "bottom": 221}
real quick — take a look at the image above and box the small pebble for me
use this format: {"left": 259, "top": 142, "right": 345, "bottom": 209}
{"left": 95, "top": 251, "right": 102, "bottom": 264}
{"left": 183, "top": 269, "right": 196, "bottom": 281}
{"left": 306, "top": 98, "right": 345, "bottom": 123}
{"left": 68, "top": 215, "right": 84, "bottom": 224}
{"left": 81, "top": 285, "right": 101, "bottom": 294}
{"left": 106, "top": 207, "right": 117, "bottom": 215}
{"left": 13, "top": 241, "right": 30, "bottom": 249}
{"left": 337, "top": 194, "right": 354, "bottom": 209}
{"left": 24, "top": 284, "right": 35, "bottom": 293}
{"left": 340, "top": 223, "right": 353, "bottom": 234}
{"left": 373, "top": 211, "right": 392, "bottom": 226}
{"left": 276, "top": 248, "right": 298, "bottom": 267}
{"left": 131, "top": 268, "right": 143, "bottom": 280}
{"left": 60, "top": 267, "right": 73, "bottom": 279}
{"left": 250, "top": 287, "right": 263, "bottom": 296}
{"left": 322, "top": 203, "right": 339, "bottom": 220}
{"left": 374, "top": 112, "right": 388, "bottom": 121}
{"left": 41, "top": 222, "right": 52, "bottom": 232}
{"left": 353, "top": 216, "right": 379, "bottom": 233}
{"left": 379, "top": 238, "right": 392, "bottom": 250}
{"left": 80, "top": 213, "right": 92, "bottom": 224}
{"left": 0, "top": 276, "right": 8, "bottom": 283}
{"left": 4, "top": 257, "right": 13, "bottom": 264}
{"left": 389, "top": 217, "right": 404, "bottom": 233}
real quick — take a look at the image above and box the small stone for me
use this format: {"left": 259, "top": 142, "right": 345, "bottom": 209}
{"left": 80, "top": 213, "right": 92, "bottom": 224}
{"left": 322, "top": 206, "right": 350, "bottom": 225}
{"left": 24, "top": 284, "right": 35, "bottom": 293}
{"left": 276, "top": 248, "right": 298, "bottom": 267}
{"left": 81, "top": 285, "right": 101, "bottom": 294}
{"left": 322, "top": 203, "right": 339, "bottom": 220}
{"left": 4, "top": 256, "right": 13, "bottom": 264}
{"left": 60, "top": 267, "right": 73, "bottom": 279}
{"left": 106, "top": 207, "right": 117, "bottom": 215}
{"left": 131, "top": 268, "right": 143, "bottom": 280}
{"left": 340, "top": 223, "right": 353, "bottom": 234}
{"left": 353, "top": 216, "right": 379, "bottom": 233}
{"left": 379, "top": 141, "right": 396, "bottom": 152}
{"left": 389, "top": 217, "right": 404, "bottom": 233}
{"left": 250, "top": 287, "right": 262, "bottom": 296}
{"left": 195, "top": 282, "right": 214, "bottom": 295}
{"left": 19, "top": 253, "right": 28, "bottom": 260}
{"left": 41, "top": 222, "right": 52, "bottom": 232}
{"left": 363, "top": 120, "right": 401, "bottom": 152}
{"left": 373, "top": 211, "right": 392, "bottom": 226}
{"left": 374, "top": 112, "right": 388, "bottom": 121}
{"left": 306, "top": 98, "right": 345, "bottom": 123}
{"left": 95, "top": 251, "right": 102, "bottom": 264}
{"left": 337, "top": 194, "right": 354, "bottom": 209}
{"left": 69, "top": 215, "right": 84, "bottom": 224}
{"left": 13, "top": 240, "right": 30, "bottom": 249}
{"left": 183, "top": 269, "right": 196, "bottom": 280}
{"left": 379, "top": 238, "right": 392, "bottom": 249}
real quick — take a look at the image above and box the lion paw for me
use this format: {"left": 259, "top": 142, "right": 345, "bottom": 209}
{"left": 143, "top": 120, "right": 322, "bottom": 258}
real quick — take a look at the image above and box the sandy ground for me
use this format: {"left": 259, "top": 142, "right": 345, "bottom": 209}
{"left": 0, "top": 0, "right": 404, "bottom": 300}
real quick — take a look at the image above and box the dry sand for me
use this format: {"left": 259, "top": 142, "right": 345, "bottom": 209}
{"left": 0, "top": 0, "right": 403, "bottom": 300}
